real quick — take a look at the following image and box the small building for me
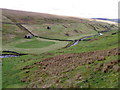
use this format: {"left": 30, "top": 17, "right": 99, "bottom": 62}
{"left": 47, "top": 26, "right": 51, "bottom": 30}
{"left": 24, "top": 35, "right": 33, "bottom": 39}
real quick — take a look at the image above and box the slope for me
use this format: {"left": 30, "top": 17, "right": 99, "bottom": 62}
{"left": 2, "top": 30, "right": 119, "bottom": 88}
{"left": 1, "top": 8, "right": 119, "bottom": 88}
{"left": 2, "top": 8, "right": 118, "bottom": 40}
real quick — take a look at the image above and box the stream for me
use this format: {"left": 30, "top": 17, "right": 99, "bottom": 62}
{"left": 0, "top": 51, "right": 27, "bottom": 58}
{"left": 0, "top": 55, "right": 19, "bottom": 58}
{"left": 67, "top": 33, "right": 103, "bottom": 47}
{"left": 1, "top": 31, "right": 116, "bottom": 58}
{"left": 2, "top": 22, "right": 118, "bottom": 58}
{"left": 0, "top": 33, "right": 104, "bottom": 58}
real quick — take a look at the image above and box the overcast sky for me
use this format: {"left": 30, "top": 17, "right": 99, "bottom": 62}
{"left": 0, "top": 0, "right": 119, "bottom": 19}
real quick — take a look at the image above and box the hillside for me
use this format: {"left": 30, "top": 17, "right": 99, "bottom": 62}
{"left": 92, "top": 18, "right": 120, "bottom": 23}
{"left": 1, "top": 9, "right": 119, "bottom": 88}
{"left": 2, "top": 9, "right": 118, "bottom": 41}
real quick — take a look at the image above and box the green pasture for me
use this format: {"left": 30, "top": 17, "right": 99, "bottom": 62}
{"left": 2, "top": 30, "right": 119, "bottom": 88}
{"left": 15, "top": 40, "right": 55, "bottom": 48}
{"left": 2, "top": 13, "right": 119, "bottom": 88}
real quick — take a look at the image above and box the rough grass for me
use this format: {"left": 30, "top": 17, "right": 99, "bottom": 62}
{"left": 2, "top": 30, "right": 119, "bottom": 88}
{"left": 2, "top": 9, "right": 119, "bottom": 88}
{"left": 22, "top": 23, "right": 98, "bottom": 40}
{"left": 49, "top": 30, "right": 118, "bottom": 55}
{"left": 2, "top": 55, "right": 42, "bottom": 88}
{"left": 22, "top": 22, "right": 116, "bottom": 40}
{"left": 2, "top": 24, "right": 28, "bottom": 44}
{"left": 2, "top": 9, "right": 118, "bottom": 41}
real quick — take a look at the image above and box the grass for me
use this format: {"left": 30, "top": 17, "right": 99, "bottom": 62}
{"left": 2, "top": 30, "right": 119, "bottom": 88}
{"left": 43, "top": 54, "right": 119, "bottom": 88}
{"left": 2, "top": 9, "right": 119, "bottom": 88}
{"left": 23, "top": 23, "right": 105, "bottom": 40}
{"left": 2, "top": 55, "right": 42, "bottom": 88}
{"left": 48, "top": 30, "right": 118, "bottom": 55}
{"left": 0, "top": 63, "right": 2, "bottom": 89}
{"left": 2, "top": 24, "right": 28, "bottom": 44}
{"left": 74, "top": 55, "right": 118, "bottom": 88}
{"left": 15, "top": 40, "right": 55, "bottom": 48}
{"left": 3, "top": 38, "right": 68, "bottom": 54}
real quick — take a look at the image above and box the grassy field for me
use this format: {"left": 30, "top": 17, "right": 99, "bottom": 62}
{"left": 3, "top": 37, "right": 68, "bottom": 54}
{"left": 2, "top": 9, "right": 119, "bottom": 88}
{"left": 15, "top": 40, "right": 55, "bottom": 48}
{"left": 2, "top": 30, "right": 119, "bottom": 88}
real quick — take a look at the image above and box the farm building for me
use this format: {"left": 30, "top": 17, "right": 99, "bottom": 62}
{"left": 24, "top": 35, "right": 33, "bottom": 39}
{"left": 47, "top": 26, "right": 51, "bottom": 30}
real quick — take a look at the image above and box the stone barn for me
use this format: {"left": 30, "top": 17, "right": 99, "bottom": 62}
{"left": 47, "top": 26, "right": 51, "bottom": 30}
{"left": 24, "top": 35, "right": 33, "bottom": 39}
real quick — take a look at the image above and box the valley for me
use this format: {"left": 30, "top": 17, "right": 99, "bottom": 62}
{"left": 1, "top": 8, "right": 119, "bottom": 88}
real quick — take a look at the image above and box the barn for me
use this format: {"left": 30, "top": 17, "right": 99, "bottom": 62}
{"left": 24, "top": 35, "right": 33, "bottom": 39}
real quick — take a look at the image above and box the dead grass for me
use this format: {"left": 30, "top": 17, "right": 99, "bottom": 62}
{"left": 35, "top": 48, "right": 118, "bottom": 75}
{"left": 20, "top": 48, "right": 119, "bottom": 88}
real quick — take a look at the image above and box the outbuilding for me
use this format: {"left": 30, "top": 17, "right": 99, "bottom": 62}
{"left": 24, "top": 35, "right": 33, "bottom": 39}
{"left": 47, "top": 26, "right": 51, "bottom": 30}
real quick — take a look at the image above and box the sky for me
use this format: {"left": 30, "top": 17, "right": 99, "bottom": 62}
{"left": 0, "top": 0, "right": 119, "bottom": 19}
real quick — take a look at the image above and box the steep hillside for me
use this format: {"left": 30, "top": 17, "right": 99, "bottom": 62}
{"left": 2, "top": 9, "right": 117, "bottom": 41}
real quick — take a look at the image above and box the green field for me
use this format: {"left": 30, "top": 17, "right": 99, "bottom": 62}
{"left": 2, "top": 9, "right": 119, "bottom": 88}
{"left": 15, "top": 40, "right": 55, "bottom": 48}
{"left": 2, "top": 31, "right": 119, "bottom": 88}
